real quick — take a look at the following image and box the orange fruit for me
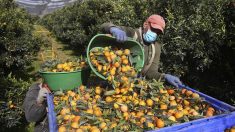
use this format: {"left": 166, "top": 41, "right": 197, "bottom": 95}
{"left": 70, "top": 100, "right": 76, "bottom": 106}
{"left": 131, "top": 112, "right": 136, "bottom": 117}
{"left": 90, "top": 127, "right": 100, "bottom": 132}
{"left": 115, "top": 88, "right": 120, "bottom": 94}
{"left": 121, "top": 66, "right": 127, "bottom": 72}
{"left": 97, "top": 65, "right": 102, "bottom": 72}
{"left": 192, "top": 93, "right": 200, "bottom": 98}
{"left": 146, "top": 99, "right": 154, "bottom": 106}
{"left": 60, "top": 108, "right": 70, "bottom": 115}
{"left": 133, "top": 92, "right": 138, "bottom": 98}
{"left": 136, "top": 111, "right": 144, "bottom": 118}
{"left": 123, "top": 112, "right": 129, "bottom": 120}
{"left": 147, "top": 111, "right": 154, "bottom": 115}
{"left": 140, "top": 117, "right": 146, "bottom": 123}
{"left": 76, "top": 129, "right": 84, "bottom": 132}
{"left": 121, "top": 76, "right": 129, "bottom": 82}
{"left": 110, "top": 54, "right": 117, "bottom": 60}
{"left": 107, "top": 75, "right": 113, "bottom": 81}
{"left": 86, "top": 109, "right": 93, "bottom": 114}
{"left": 120, "top": 88, "right": 128, "bottom": 94}
{"left": 177, "top": 105, "right": 183, "bottom": 111}
{"left": 63, "top": 115, "right": 71, "bottom": 120}
{"left": 71, "top": 122, "right": 79, "bottom": 129}
{"left": 84, "top": 93, "right": 90, "bottom": 100}
{"left": 133, "top": 99, "right": 139, "bottom": 105}
{"left": 72, "top": 116, "right": 81, "bottom": 122}
{"left": 169, "top": 96, "right": 176, "bottom": 101}
{"left": 114, "top": 62, "right": 120, "bottom": 67}
{"left": 110, "top": 69, "right": 116, "bottom": 75}
{"left": 94, "top": 109, "right": 102, "bottom": 117}
{"left": 99, "top": 122, "right": 107, "bottom": 129}
{"left": 167, "top": 89, "right": 175, "bottom": 95}
{"left": 206, "top": 110, "right": 214, "bottom": 117}
{"left": 168, "top": 116, "right": 176, "bottom": 122}
{"left": 102, "top": 65, "right": 107, "bottom": 71}
{"left": 174, "top": 111, "right": 184, "bottom": 119}
{"left": 186, "top": 90, "right": 193, "bottom": 96}
{"left": 120, "top": 105, "right": 128, "bottom": 112}
{"left": 183, "top": 100, "right": 190, "bottom": 106}
{"left": 159, "top": 89, "right": 167, "bottom": 94}
{"left": 57, "top": 64, "right": 63, "bottom": 69}
{"left": 207, "top": 107, "right": 215, "bottom": 112}
{"left": 156, "top": 119, "right": 165, "bottom": 128}
{"left": 79, "top": 85, "right": 85, "bottom": 91}
{"left": 95, "top": 95, "right": 101, "bottom": 99}
{"left": 95, "top": 86, "right": 102, "bottom": 95}
{"left": 58, "top": 126, "right": 66, "bottom": 132}
{"left": 113, "top": 103, "right": 119, "bottom": 109}
{"left": 105, "top": 96, "right": 113, "bottom": 103}
{"left": 115, "top": 50, "right": 123, "bottom": 56}
{"left": 170, "top": 100, "right": 177, "bottom": 106}
{"left": 110, "top": 122, "right": 117, "bottom": 128}
{"left": 183, "top": 109, "right": 189, "bottom": 115}
{"left": 122, "top": 59, "right": 129, "bottom": 65}
{"left": 117, "top": 98, "right": 123, "bottom": 103}
{"left": 139, "top": 100, "right": 146, "bottom": 106}
{"left": 121, "top": 55, "right": 127, "bottom": 60}
{"left": 147, "top": 122, "right": 154, "bottom": 128}
{"left": 181, "top": 88, "right": 187, "bottom": 94}
{"left": 160, "top": 104, "right": 168, "bottom": 110}
{"left": 107, "top": 57, "right": 111, "bottom": 62}
{"left": 104, "top": 51, "right": 110, "bottom": 57}
{"left": 124, "top": 49, "right": 130, "bottom": 55}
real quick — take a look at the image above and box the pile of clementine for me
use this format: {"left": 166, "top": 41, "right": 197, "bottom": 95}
{"left": 40, "top": 58, "right": 87, "bottom": 72}
{"left": 53, "top": 46, "right": 219, "bottom": 132}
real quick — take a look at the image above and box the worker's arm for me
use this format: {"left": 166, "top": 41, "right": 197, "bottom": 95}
{"left": 23, "top": 83, "right": 47, "bottom": 122}
{"left": 100, "top": 22, "right": 136, "bottom": 38}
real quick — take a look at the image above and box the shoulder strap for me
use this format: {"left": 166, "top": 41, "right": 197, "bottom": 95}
{"left": 140, "top": 43, "right": 155, "bottom": 76}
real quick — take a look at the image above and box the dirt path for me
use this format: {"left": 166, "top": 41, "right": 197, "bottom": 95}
{"left": 30, "top": 25, "right": 78, "bottom": 79}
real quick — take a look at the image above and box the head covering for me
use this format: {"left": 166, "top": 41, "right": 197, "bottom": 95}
{"left": 143, "top": 14, "right": 166, "bottom": 33}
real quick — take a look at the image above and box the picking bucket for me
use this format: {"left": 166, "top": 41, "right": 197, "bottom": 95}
{"left": 86, "top": 34, "right": 144, "bottom": 80}
{"left": 39, "top": 68, "right": 91, "bottom": 91}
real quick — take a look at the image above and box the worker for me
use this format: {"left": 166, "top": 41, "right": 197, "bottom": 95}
{"left": 100, "top": 14, "right": 182, "bottom": 87}
{"left": 23, "top": 83, "right": 50, "bottom": 132}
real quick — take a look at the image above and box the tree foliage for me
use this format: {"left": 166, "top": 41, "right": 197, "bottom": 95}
{"left": 0, "top": 0, "right": 40, "bottom": 129}
{"left": 41, "top": 0, "right": 235, "bottom": 104}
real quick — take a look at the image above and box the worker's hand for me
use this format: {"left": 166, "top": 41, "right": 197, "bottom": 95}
{"left": 37, "top": 84, "right": 50, "bottom": 104}
{"left": 164, "top": 74, "right": 182, "bottom": 88}
{"left": 110, "top": 27, "right": 127, "bottom": 42}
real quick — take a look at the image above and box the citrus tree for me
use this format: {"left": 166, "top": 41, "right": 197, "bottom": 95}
{"left": 40, "top": 0, "right": 235, "bottom": 104}
{"left": 0, "top": 0, "right": 41, "bottom": 130}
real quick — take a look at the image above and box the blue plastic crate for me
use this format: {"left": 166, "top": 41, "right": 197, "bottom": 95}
{"left": 47, "top": 84, "right": 235, "bottom": 132}
{"left": 148, "top": 84, "right": 235, "bottom": 132}
{"left": 47, "top": 94, "right": 57, "bottom": 132}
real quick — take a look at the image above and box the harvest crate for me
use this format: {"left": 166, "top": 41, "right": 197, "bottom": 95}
{"left": 46, "top": 84, "right": 235, "bottom": 132}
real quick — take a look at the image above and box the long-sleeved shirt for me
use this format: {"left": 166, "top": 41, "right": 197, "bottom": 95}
{"left": 23, "top": 83, "right": 49, "bottom": 132}
{"left": 100, "top": 23, "right": 164, "bottom": 80}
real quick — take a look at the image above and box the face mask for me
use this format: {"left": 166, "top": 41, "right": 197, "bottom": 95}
{"left": 143, "top": 29, "right": 158, "bottom": 43}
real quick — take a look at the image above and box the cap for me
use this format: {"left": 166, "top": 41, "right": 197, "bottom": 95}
{"left": 147, "top": 14, "right": 165, "bottom": 33}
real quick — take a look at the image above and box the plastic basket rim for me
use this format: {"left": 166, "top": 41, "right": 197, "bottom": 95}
{"left": 86, "top": 33, "right": 145, "bottom": 80}
{"left": 39, "top": 67, "right": 90, "bottom": 74}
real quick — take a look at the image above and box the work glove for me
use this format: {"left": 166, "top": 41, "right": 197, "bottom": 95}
{"left": 37, "top": 84, "right": 50, "bottom": 104}
{"left": 164, "top": 74, "right": 182, "bottom": 88}
{"left": 110, "top": 27, "right": 127, "bottom": 42}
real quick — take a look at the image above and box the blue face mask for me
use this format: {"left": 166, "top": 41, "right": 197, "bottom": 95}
{"left": 143, "top": 29, "right": 158, "bottom": 43}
